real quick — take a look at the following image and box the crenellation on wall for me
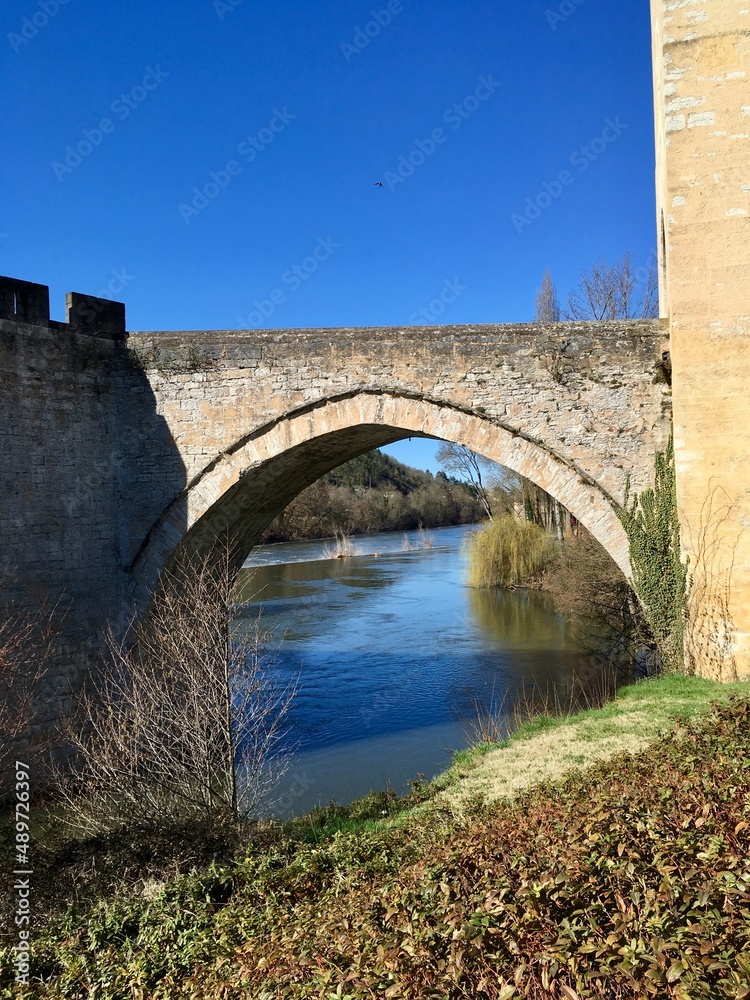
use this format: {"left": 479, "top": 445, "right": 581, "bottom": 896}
{"left": 0, "top": 275, "right": 51, "bottom": 326}
{"left": 66, "top": 292, "right": 126, "bottom": 339}
{"left": 0, "top": 290, "right": 186, "bottom": 753}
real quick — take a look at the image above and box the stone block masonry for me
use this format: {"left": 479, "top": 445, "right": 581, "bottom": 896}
{"left": 125, "top": 319, "right": 670, "bottom": 609}
{"left": 0, "top": 275, "right": 182, "bottom": 741}
{"left": 0, "top": 276, "right": 671, "bottom": 739}
{"left": 652, "top": 0, "right": 750, "bottom": 679}
{"left": 3, "top": 1, "right": 750, "bottom": 754}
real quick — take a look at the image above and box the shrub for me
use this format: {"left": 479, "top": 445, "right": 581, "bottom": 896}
{"left": 56, "top": 546, "right": 296, "bottom": 835}
{"left": 466, "top": 515, "right": 557, "bottom": 588}
{"left": 545, "top": 529, "right": 655, "bottom": 676}
{"left": 620, "top": 435, "right": 687, "bottom": 673}
{"left": 13, "top": 696, "right": 750, "bottom": 998}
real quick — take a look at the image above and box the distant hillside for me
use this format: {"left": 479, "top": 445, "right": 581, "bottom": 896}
{"left": 261, "top": 450, "right": 485, "bottom": 543}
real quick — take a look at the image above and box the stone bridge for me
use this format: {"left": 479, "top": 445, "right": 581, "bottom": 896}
{"left": 3, "top": 0, "right": 749, "bottom": 744}
{"left": 127, "top": 320, "right": 670, "bottom": 602}
{"left": 0, "top": 278, "right": 670, "bottom": 728}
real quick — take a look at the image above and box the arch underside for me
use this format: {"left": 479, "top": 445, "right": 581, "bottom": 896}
{"left": 131, "top": 393, "right": 632, "bottom": 608}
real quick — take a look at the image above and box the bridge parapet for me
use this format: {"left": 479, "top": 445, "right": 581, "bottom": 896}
{"left": 0, "top": 275, "right": 126, "bottom": 337}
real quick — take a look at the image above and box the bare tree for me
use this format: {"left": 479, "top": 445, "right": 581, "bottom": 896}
{"left": 59, "top": 546, "right": 296, "bottom": 833}
{"left": 565, "top": 252, "right": 658, "bottom": 321}
{"left": 0, "top": 597, "right": 53, "bottom": 797}
{"left": 487, "top": 471, "right": 574, "bottom": 541}
{"left": 535, "top": 269, "right": 561, "bottom": 323}
{"left": 545, "top": 529, "right": 656, "bottom": 677}
{"left": 436, "top": 443, "right": 494, "bottom": 520}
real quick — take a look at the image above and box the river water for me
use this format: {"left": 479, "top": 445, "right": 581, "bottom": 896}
{"left": 234, "top": 524, "right": 591, "bottom": 819}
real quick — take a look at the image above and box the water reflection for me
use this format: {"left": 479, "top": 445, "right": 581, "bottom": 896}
{"left": 236, "top": 525, "right": 594, "bottom": 818}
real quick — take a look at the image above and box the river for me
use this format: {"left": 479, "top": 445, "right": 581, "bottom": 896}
{"left": 233, "top": 524, "right": 593, "bottom": 819}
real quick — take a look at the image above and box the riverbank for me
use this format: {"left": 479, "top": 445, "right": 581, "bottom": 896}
{"left": 430, "top": 673, "right": 750, "bottom": 814}
{"left": 6, "top": 674, "right": 750, "bottom": 997}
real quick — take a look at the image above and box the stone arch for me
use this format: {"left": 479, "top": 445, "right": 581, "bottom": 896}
{"left": 130, "top": 392, "right": 631, "bottom": 609}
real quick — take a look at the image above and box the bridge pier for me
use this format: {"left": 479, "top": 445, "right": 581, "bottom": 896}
{"left": 652, "top": 0, "right": 750, "bottom": 679}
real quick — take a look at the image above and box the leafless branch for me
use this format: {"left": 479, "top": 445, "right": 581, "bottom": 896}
{"left": 565, "top": 252, "right": 658, "bottom": 321}
{"left": 0, "top": 597, "right": 54, "bottom": 796}
{"left": 535, "top": 269, "right": 561, "bottom": 323}
{"left": 58, "top": 545, "right": 296, "bottom": 833}
{"left": 436, "top": 443, "right": 495, "bottom": 520}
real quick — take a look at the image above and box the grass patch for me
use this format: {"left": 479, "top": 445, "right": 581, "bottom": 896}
{"left": 433, "top": 674, "right": 750, "bottom": 812}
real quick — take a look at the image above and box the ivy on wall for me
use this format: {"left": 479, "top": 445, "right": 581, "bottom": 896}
{"left": 620, "top": 435, "right": 688, "bottom": 673}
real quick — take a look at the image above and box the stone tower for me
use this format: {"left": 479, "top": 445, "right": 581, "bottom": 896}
{"left": 651, "top": 0, "right": 750, "bottom": 678}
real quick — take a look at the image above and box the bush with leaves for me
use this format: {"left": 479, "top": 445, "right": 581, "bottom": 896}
{"left": 13, "top": 696, "right": 750, "bottom": 998}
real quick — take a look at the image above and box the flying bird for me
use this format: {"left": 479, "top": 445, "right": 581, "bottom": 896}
{"left": 374, "top": 181, "right": 383, "bottom": 187}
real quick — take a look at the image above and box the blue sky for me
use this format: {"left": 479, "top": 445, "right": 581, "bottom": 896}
{"left": 2, "top": 0, "right": 657, "bottom": 474}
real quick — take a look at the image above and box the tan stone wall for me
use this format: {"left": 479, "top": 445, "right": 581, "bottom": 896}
{"left": 652, "top": 0, "right": 750, "bottom": 678}
{"left": 126, "top": 320, "right": 671, "bottom": 607}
